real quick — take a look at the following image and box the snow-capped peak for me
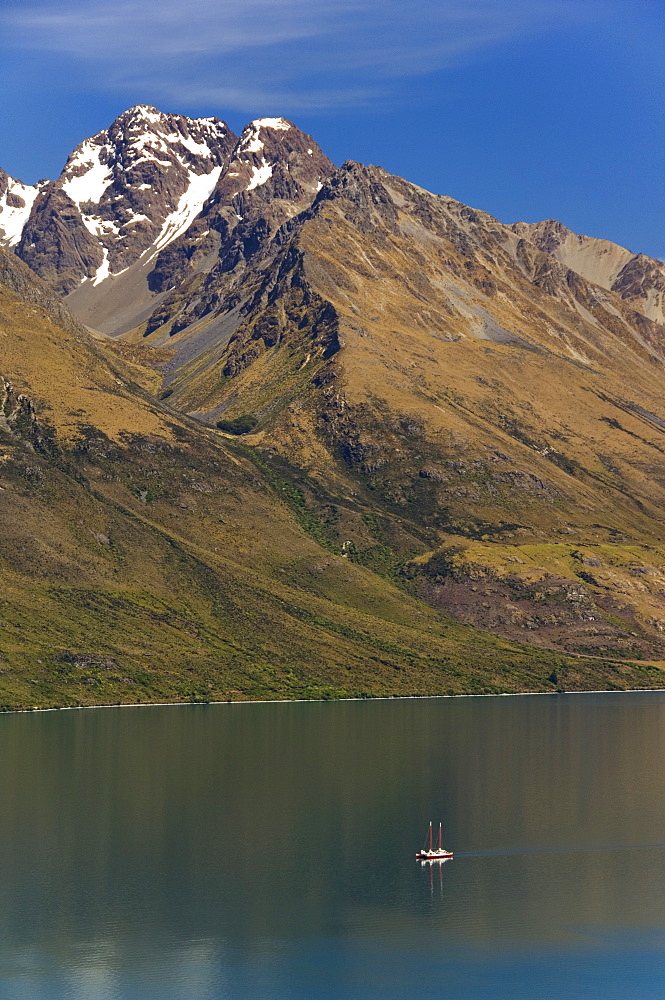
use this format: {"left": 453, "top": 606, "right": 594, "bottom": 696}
{"left": 122, "top": 105, "right": 166, "bottom": 126}
{"left": 4, "top": 107, "right": 334, "bottom": 305}
{"left": 252, "top": 118, "right": 291, "bottom": 131}
{"left": 232, "top": 118, "right": 297, "bottom": 191}
{"left": 222, "top": 117, "right": 331, "bottom": 198}
{"left": 238, "top": 118, "right": 292, "bottom": 155}
{"left": 11, "top": 106, "right": 238, "bottom": 290}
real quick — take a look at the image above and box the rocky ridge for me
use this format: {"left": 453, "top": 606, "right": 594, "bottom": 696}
{"left": 144, "top": 117, "right": 333, "bottom": 325}
{"left": 511, "top": 218, "right": 665, "bottom": 325}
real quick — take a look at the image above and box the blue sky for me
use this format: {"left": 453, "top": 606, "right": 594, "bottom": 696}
{"left": 0, "top": 0, "right": 662, "bottom": 257}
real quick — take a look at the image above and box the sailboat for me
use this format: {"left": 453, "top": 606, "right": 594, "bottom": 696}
{"left": 416, "top": 821, "right": 453, "bottom": 861}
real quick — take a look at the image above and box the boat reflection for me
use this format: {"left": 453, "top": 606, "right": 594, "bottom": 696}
{"left": 421, "top": 854, "right": 451, "bottom": 898}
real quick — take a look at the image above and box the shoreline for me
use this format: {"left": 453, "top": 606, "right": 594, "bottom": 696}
{"left": 4, "top": 685, "right": 665, "bottom": 717}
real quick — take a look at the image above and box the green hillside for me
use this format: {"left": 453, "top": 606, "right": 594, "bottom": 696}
{"left": 1, "top": 249, "right": 662, "bottom": 709}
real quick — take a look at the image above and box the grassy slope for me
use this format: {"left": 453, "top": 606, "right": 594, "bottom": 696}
{"left": 144, "top": 168, "right": 665, "bottom": 661}
{"left": 1, "top": 258, "right": 662, "bottom": 709}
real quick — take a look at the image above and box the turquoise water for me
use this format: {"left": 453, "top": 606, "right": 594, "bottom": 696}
{"left": 0, "top": 692, "right": 664, "bottom": 998}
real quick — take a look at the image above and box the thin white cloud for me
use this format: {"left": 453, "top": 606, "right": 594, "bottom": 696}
{"left": 5, "top": 0, "right": 327, "bottom": 58}
{"left": 1, "top": 0, "right": 609, "bottom": 111}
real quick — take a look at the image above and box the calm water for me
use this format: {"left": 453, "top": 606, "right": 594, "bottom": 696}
{"left": 0, "top": 692, "right": 664, "bottom": 998}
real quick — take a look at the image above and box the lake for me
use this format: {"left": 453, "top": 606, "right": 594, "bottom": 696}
{"left": 0, "top": 691, "right": 664, "bottom": 998}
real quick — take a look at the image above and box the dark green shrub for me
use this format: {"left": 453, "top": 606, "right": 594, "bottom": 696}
{"left": 216, "top": 414, "right": 258, "bottom": 435}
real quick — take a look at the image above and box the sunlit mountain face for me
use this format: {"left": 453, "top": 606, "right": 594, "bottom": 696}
{"left": 2, "top": 107, "right": 665, "bottom": 708}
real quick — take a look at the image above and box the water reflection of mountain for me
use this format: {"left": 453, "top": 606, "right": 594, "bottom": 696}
{"left": 0, "top": 694, "right": 664, "bottom": 992}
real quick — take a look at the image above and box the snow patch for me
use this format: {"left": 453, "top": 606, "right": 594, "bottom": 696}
{"left": 94, "top": 218, "right": 122, "bottom": 235}
{"left": 0, "top": 177, "right": 41, "bottom": 246}
{"left": 92, "top": 247, "right": 110, "bottom": 286}
{"left": 246, "top": 159, "right": 273, "bottom": 191}
{"left": 239, "top": 132, "right": 264, "bottom": 155}
{"left": 78, "top": 214, "right": 113, "bottom": 240}
{"left": 168, "top": 132, "right": 215, "bottom": 158}
{"left": 129, "top": 106, "right": 164, "bottom": 126}
{"left": 253, "top": 118, "right": 291, "bottom": 131}
{"left": 61, "top": 138, "right": 114, "bottom": 206}
{"left": 84, "top": 244, "right": 132, "bottom": 286}
{"left": 129, "top": 155, "right": 173, "bottom": 168}
{"left": 151, "top": 165, "right": 223, "bottom": 254}
{"left": 132, "top": 133, "right": 169, "bottom": 154}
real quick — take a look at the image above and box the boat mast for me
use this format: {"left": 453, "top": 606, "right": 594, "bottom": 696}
{"left": 428, "top": 822, "right": 433, "bottom": 852}
{"left": 437, "top": 823, "right": 442, "bottom": 851}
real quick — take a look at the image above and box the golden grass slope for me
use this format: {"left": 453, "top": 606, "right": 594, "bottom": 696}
{"left": 134, "top": 165, "right": 665, "bottom": 659}
{"left": 6, "top": 249, "right": 654, "bottom": 708}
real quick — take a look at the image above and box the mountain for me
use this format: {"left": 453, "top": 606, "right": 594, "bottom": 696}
{"left": 2, "top": 108, "right": 332, "bottom": 338}
{"left": 11, "top": 106, "right": 236, "bottom": 297}
{"left": 511, "top": 218, "right": 665, "bottom": 325}
{"left": 8, "top": 244, "right": 606, "bottom": 709}
{"left": 131, "top": 161, "right": 665, "bottom": 663}
{"left": 2, "top": 107, "right": 665, "bottom": 706}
